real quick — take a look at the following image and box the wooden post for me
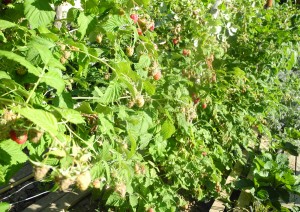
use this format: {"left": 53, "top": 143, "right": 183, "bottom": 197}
{"left": 265, "top": 0, "right": 273, "bottom": 8}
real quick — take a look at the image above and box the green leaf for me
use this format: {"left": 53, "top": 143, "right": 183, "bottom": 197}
{"left": 135, "top": 55, "right": 151, "bottom": 70}
{"left": 77, "top": 12, "right": 94, "bottom": 40}
{"left": 29, "top": 36, "right": 56, "bottom": 49}
{"left": 46, "top": 149, "right": 66, "bottom": 158}
{"left": 54, "top": 108, "right": 85, "bottom": 124}
{"left": 13, "top": 107, "right": 58, "bottom": 136}
{"left": 113, "top": 61, "right": 139, "bottom": 82}
{"left": 28, "top": 37, "right": 65, "bottom": 70}
{"left": 0, "top": 20, "right": 16, "bottom": 30}
{"left": 135, "top": 0, "right": 150, "bottom": 7}
{"left": 256, "top": 189, "right": 269, "bottom": 201}
{"left": 75, "top": 102, "right": 94, "bottom": 114}
{"left": 160, "top": 120, "right": 176, "bottom": 140}
{"left": 127, "top": 112, "right": 153, "bottom": 136}
{"left": 102, "top": 15, "right": 127, "bottom": 32}
{"left": 90, "top": 161, "right": 105, "bottom": 179}
{"left": 24, "top": 0, "right": 56, "bottom": 29}
{"left": 143, "top": 80, "right": 156, "bottom": 95}
{"left": 106, "top": 192, "right": 124, "bottom": 206}
{"left": 0, "top": 50, "right": 40, "bottom": 76}
{"left": 53, "top": 92, "right": 74, "bottom": 109}
{"left": 127, "top": 132, "right": 137, "bottom": 159}
{"left": 286, "top": 50, "right": 297, "bottom": 70}
{"left": 139, "top": 133, "right": 152, "bottom": 150}
{"left": 232, "top": 67, "right": 246, "bottom": 77}
{"left": 40, "top": 69, "right": 65, "bottom": 95}
{"left": 84, "top": 0, "right": 99, "bottom": 14}
{"left": 0, "top": 71, "right": 11, "bottom": 79}
{"left": 0, "top": 79, "right": 30, "bottom": 99}
{"left": 291, "top": 184, "right": 300, "bottom": 195}
{"left": 129, "top": 194, "right": 139, "bottom": 208}
{"left": 0, "top": 31, "right": 6, "bottom": 43}
{"left": 99, "top": 81, "right": 121, "bottom": 104}
{"left": 0, "top": 140, "right": 28, "bottom": 165}
{"left": 0, "top": 202, "right": 10, "bottom": 212}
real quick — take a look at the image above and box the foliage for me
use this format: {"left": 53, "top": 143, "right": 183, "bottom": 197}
{"left": 0, "top": 0, "right": 299, "bottom": 210}
{"left": 235, "top": 153, "right": 300, "bottom": 210}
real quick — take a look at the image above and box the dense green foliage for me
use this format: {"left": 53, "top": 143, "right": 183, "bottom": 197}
{"left": 0, "top": 0, "right": 299, "bottom": 211}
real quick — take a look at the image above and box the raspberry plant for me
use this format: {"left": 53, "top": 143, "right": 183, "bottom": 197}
{"left": 0, "top": 0, "right": 299, "bottom": 211}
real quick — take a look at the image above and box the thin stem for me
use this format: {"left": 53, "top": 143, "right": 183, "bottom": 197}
{"left": 0, "top": 98, "right": 26, "bottom": 106}
{"left": 0, "top": 89, "right": 18, "bottom": 97}
{"left": 26, "top": 67, "right": 46, "bottom": 104}
{"left": 72, "top": 97, "right": 101, "bottom": 100}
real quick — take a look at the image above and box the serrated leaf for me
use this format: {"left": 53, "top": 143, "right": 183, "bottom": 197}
{"left": 256, "top": 189, "right": 269, "bottom": 201}
{"left": 99, "top": 81, "right": 121, "bottom": 104}
{"left": 127, "top": 112, "right": 153, "bottom": 136}
{"left": 113, "top": 61, "right": 139, "bottom": 82}
{"left": 129, "top": 194, "right": 138, "bottom": 208}
{"left": 106, "top": 193, "right": 124, "bottom": 206}
{"left": 34, "top": 45, "right": 52, "bottom": 66}
{"left": 29, "top": 36, "right": 56, "bottom": 49}
{"left": 160, "top": 120, "right": 176, "bottom": 140}
{"left": 77, "top": 12, "right": 94, "bottom": 40}
{"left": 46, "top": 149, "right": 66, "bottom": 158}
{"left": 91, "top": 161, "right": 105, "bottom": 179}
{"left": 55, "top": 108, "right": 85, "bottom": 124}
{"left": 0, "top": 50, "right": 40, "bottom": 76}
{"left": 102, "top": 15, "right": 127, "bottom": 32}
{"left": 84, "top": 0, "right": 99, "bottom": 14}
{"left": 40, "top": 69, "right": 65, "bottom": 95}
{"left": 24, "top": 0, "right": 56, "bottom": 29}
{"left": 0, "top": 140, "right": 28, "bottom": 165}
{"left": 28, "top": 37, "right": 62, "bottom": 67}
{"left": 135, "top": 55, "right": 151, "bottom": 70}
{"left": 43, "top": 157, "right": 59, "bottom": 166}
{"left": 13, "top": 107, "right": 58, "bottom": 136}
{"left": 75, "top": 102, "right": 94, "bottom": 114}
{"left": 143, "top": 80, "right": 156, "bottom": 95}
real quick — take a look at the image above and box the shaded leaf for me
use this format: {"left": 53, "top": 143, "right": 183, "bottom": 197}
{"left": 24, "top": 0, "right": 56, "bottom": 29}
{"left": 0, "top": 50, "right": 40, "bottom": 76}
{"left": 13, "top": 107, "right": 58, "bottom": 136}
{"left": 160, "top": 120, "right": 176, "bottom": 140}
{"left": 41, "top": 69, "right": 65, "bottom": 95}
